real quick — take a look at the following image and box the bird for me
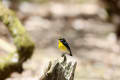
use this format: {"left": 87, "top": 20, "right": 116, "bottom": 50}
{"left": 58, "top": 38, "right": 72, "bottom": 56}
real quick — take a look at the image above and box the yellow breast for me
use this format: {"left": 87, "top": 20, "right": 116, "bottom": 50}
{"left": 58, "top": 40, "right": 69, "bottom": 53}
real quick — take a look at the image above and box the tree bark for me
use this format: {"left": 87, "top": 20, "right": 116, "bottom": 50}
{"left": 41, "top": 55, "right": 77, "bottom": 80}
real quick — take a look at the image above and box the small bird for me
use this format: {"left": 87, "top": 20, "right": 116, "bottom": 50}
{"left": 58, "top": 38, "right": 72, "bottom": 56}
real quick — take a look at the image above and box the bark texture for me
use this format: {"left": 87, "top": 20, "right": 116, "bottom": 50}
{"left": 41, "top": 55, "right": 77, "bottom": 80}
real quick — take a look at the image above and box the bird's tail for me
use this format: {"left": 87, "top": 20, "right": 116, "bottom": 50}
{"left": 69, "top": 49, "right": 72, "bottom": 56}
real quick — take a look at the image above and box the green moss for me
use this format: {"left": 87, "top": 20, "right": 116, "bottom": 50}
{"left": 0, "top": 2, "right": 34, "bottom": 79}
{"left": 0, "top": 52, "right": 18, "bottom": 70}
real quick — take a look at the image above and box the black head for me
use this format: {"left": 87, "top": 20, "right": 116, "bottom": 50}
{"left": 59, "top": 38, "right": 66, "bottom": 42}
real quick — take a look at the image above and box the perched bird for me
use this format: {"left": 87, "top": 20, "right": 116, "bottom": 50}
{"left": 58, "top": 38, "right": 72, "bottom": 56}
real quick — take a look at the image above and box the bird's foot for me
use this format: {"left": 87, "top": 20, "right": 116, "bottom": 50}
{"left": 61, "top": 53, "right": 67, "bottom": 63}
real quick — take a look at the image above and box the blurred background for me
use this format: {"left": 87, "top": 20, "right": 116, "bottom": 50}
{"left": 1, "top": 0, "right": 120, "bottom": 80}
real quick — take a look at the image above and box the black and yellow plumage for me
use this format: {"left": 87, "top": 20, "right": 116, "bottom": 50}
{"left": 58, "top": 38, "right": 72, "bottom": 56}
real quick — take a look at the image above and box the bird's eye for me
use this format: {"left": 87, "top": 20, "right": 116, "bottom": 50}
{"left": 60, "top": 40, "right": 63, "bottom": 42}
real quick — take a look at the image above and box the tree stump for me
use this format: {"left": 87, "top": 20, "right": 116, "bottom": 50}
{"left": 41, "top": 55, "right": 77, "bottom": 80}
